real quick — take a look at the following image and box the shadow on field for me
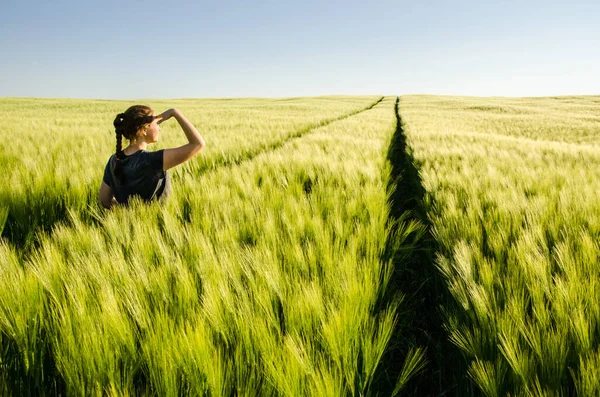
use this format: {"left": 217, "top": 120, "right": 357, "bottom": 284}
{"left": 372, "top": 97, "right": 471, "bottom": 396}
{"left": 0, "top": 188, "right": 93, "bottom": 251}
{"left": 1, "top": 331, "right": 66, "bottom": 397}
{"left": 0, "top": 179, "right": 105, "bottom": 253}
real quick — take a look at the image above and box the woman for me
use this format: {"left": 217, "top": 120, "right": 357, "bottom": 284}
{"left": 99, "top": 105, "right": 205, "bottom": 209}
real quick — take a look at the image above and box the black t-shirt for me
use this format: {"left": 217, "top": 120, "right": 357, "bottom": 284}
{"left": 102, "top": 149, "right": 171, "bottom": 204}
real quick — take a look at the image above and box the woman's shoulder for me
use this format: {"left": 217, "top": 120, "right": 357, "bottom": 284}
{"left": 140, "top": 149, "right": 164, "bottom": 162}
{"left": 140, "top": 150, "right": 165, "bottom": 175}
{"left": 141, "top": 149, "right": 164, "bottom": 155}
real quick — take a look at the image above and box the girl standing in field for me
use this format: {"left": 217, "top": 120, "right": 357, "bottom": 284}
{"left": 99, "top": 106, "right": 205, "bottom": 209}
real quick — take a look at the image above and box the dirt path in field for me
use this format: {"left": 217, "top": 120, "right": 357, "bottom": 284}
{"left": 373, "top": 97, "right": 469, "bottom": 396}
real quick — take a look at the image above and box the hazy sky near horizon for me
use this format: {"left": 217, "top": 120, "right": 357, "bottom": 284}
{"left": 1, "top": 0, "right": 598, "bottom": 99}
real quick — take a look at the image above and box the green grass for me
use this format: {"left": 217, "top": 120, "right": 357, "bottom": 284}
{"left": 0, "top": 96, "right": 425, "bottom": 396}
{"left": 400, "top": 94, "right": 600, "bottom": 395}
{"left": 3, "top": 93, "right": 599, "bottom": 396}
{"left": 0, "top": 95, "right": 381, "bottom": 249}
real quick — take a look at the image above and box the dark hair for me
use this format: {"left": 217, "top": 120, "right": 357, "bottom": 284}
{"left": 112, "top": 105, "right": 155, "bottom": 184}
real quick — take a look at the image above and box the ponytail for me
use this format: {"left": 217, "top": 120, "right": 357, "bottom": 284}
{"left": 113, "top": 113, "right": 126, "bottom": 184}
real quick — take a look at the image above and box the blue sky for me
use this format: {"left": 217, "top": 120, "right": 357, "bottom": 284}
{"left": 1, "top": 0, "right": 598, "bottom": 99}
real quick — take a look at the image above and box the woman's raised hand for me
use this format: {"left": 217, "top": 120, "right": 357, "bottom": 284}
{"left": 157, "top": 108, "right": 178, "bottom": 124}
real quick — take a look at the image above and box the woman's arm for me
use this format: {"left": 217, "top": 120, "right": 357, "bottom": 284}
{"left": 158, "top": 108, "right": 205, "bottom": 171}
{"left": 99, "top": 182, "right": 116, "bottom": 209}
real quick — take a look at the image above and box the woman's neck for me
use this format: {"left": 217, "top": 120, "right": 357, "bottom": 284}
{"left": 124, "top": 141, "right": 147, "bottom": 154}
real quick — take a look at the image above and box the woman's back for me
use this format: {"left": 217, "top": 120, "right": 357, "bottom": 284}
{"left": 102, "top": 149, "right": 171, "bottom": 204}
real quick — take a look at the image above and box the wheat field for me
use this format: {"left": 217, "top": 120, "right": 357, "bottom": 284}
{"left": 400, "top": 95, "right": 600, "bottom": 395}
{"left": 1, "top": 94, "right": 599, "bottom": 396}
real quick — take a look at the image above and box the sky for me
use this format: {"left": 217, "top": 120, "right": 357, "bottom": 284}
{"left": 1, "top": 0, "right": 598, "bottom": 99}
